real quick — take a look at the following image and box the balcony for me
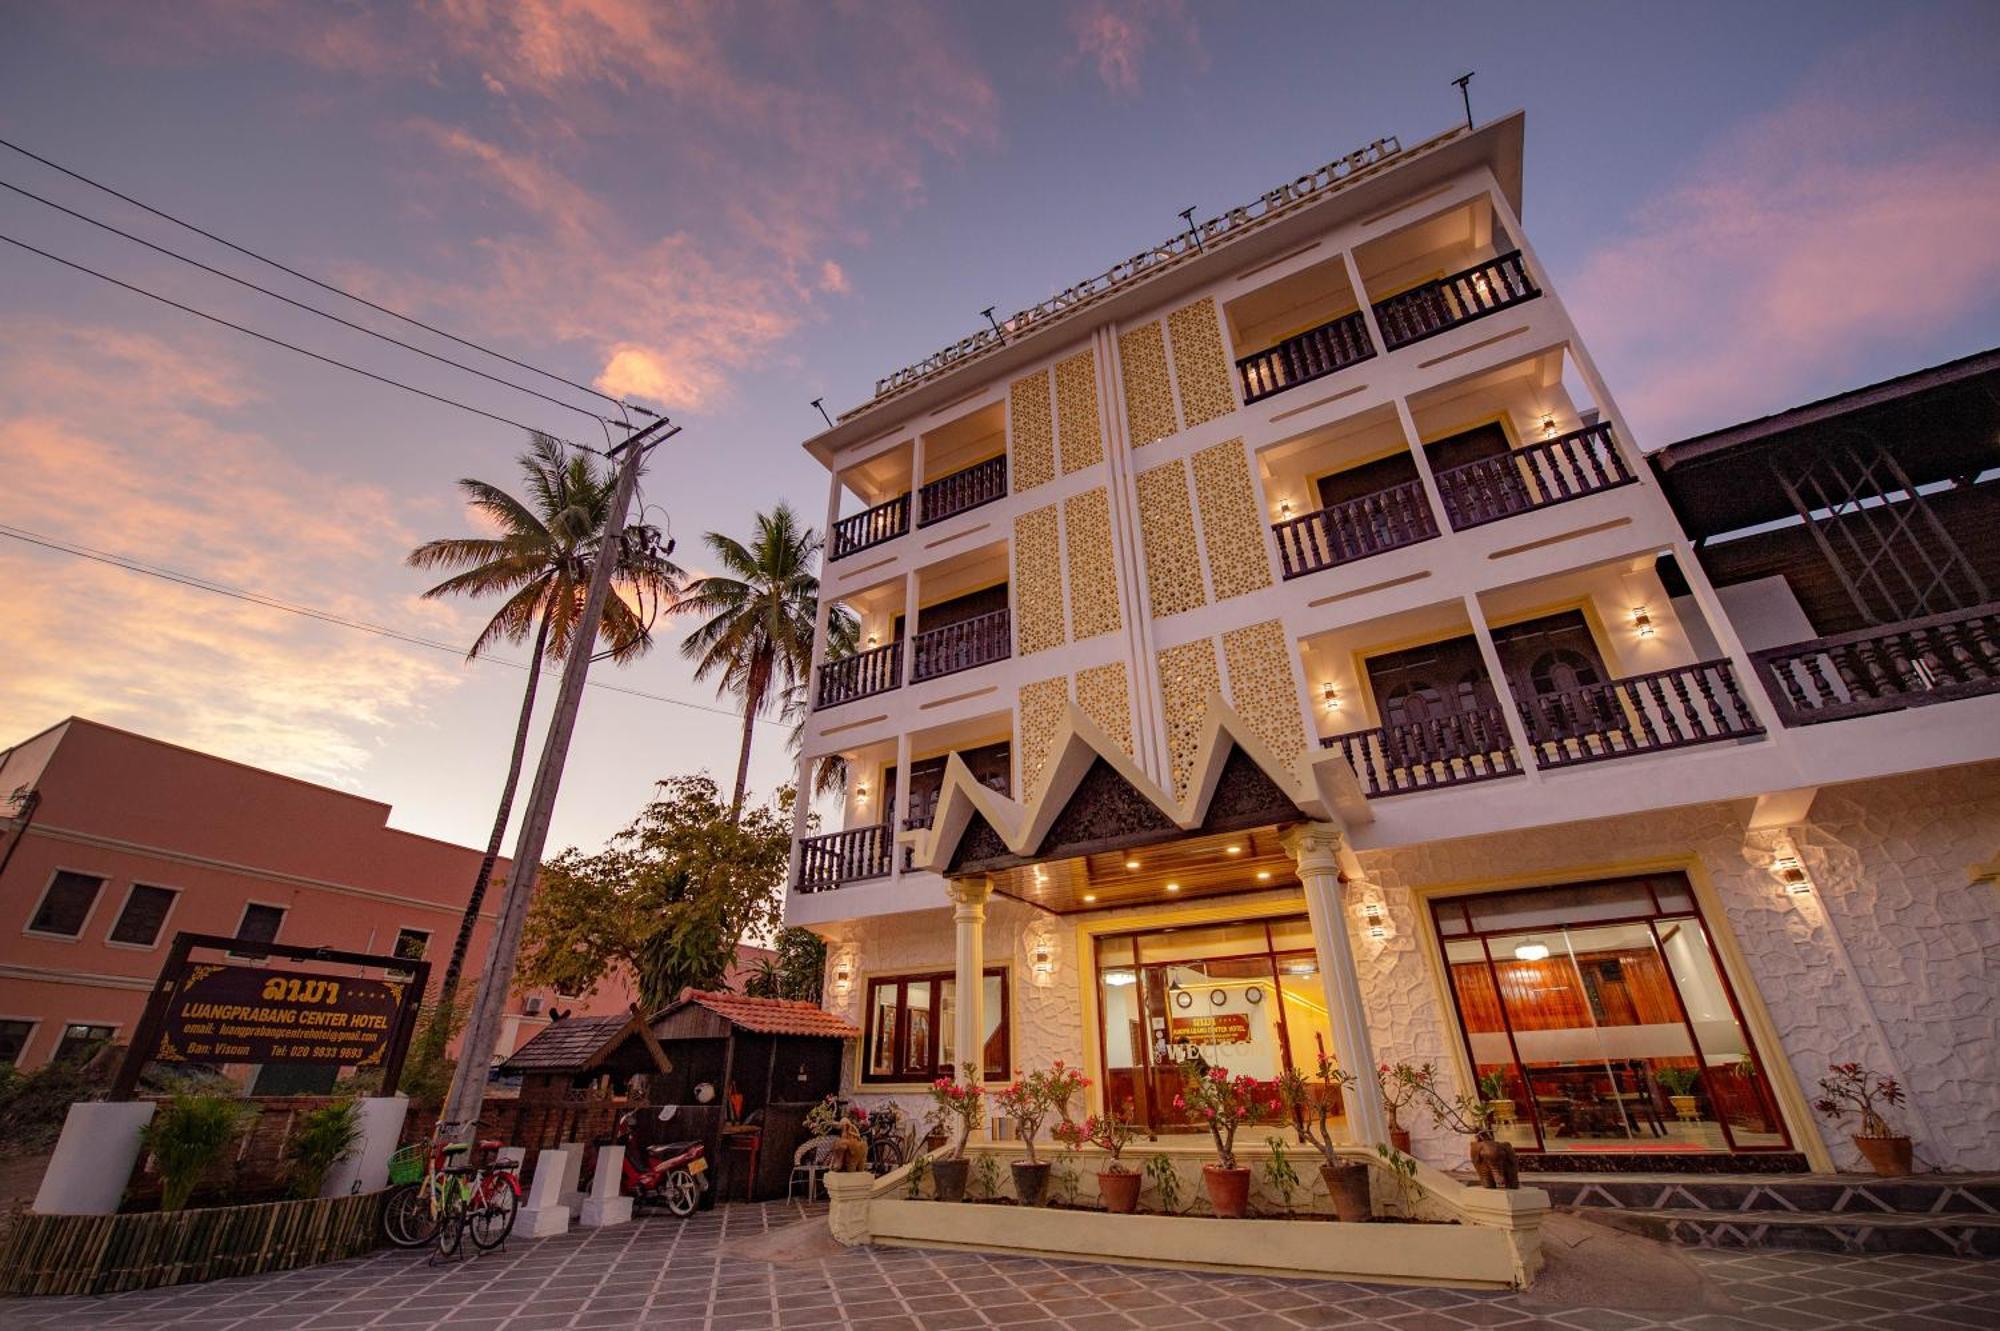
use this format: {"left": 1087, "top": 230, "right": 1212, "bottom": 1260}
{"left": 1750, "top": 605, "right": 2000, "bottom": 726}
{"left": 1372, "top": 250, "right": 1539, "bottom": 351}
{"left": 1273, "top": 478, "right": 1439, "bottom": 580}
{"left": 919, "top": 453, "right": 1007, "bottom": 527}
{"left": 815, "top": 640, "right": 903, "bottom": 709}
{"left": 1322, "top": 703, "right": 1522, "bottom": 796}
{"left": 898, "top": 736, "right": 1012, "bottom": 832}
{"left": 795, "top": 823, "right": 894, "bottom": 893}
{"left": 1512, "top": 658, "right": 1763, "bottom": 770}
{"left": 830, "top": 492, "right": 911, "bottom": 562}
{"left": 1431, "top": 422, "right": 1636, "bottom": 531}
{"left": 1236, "top": 311, "right": 1375, "bottom": 406}
{"left": 910, "top": 607, "right": 1012, "bottom": 682}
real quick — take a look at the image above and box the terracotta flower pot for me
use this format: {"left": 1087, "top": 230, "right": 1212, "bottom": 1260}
{"left": 1011, "top": 1161, "right": 1052, "bottom": 1206}
{"left": 1319, "top": 1161, "right": 1371, "bottom": 1222}
{"left": 1854, "top": 1135, "right": 1913, "bottom": 1177}
{"left": 1097, "top": 1168, "right": 1142, "bottom": 1214}
{"left": 1202, "top": 1164, "right": 1252, "bottom": 1218}
{"left": 1389, "top": 1128, "right": 1412, "bottom": 1154}
{"left": 1670, "top": 1095, "right": 1701, "bottom": 1122}
{"left": 930, "top": 1157, "right": 971, "bottom": 1202}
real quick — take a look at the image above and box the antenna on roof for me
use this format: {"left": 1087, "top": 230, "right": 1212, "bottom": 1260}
{"left": 980, "top": 306, "right": 1007, "bottom": 344}
{"left": 1178, "top": 206, "right": 1204, "bottom": 253}
{"left": 810, "top": 398, "right": 834, "bottom": 430}
{"left": 1452, "top": 72, "right": 1476, "bottom": 131}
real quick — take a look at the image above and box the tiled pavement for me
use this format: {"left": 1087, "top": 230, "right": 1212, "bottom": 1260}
{"left": 1, "top": 1201, "right": 1996, "bottom": 1331}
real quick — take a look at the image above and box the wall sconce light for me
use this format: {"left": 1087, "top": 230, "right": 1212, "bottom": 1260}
{"left": 1031, "top": 944, "right": 1054, "bottom": 978}
{"left": 1631, "top": 606, "right": 1654, "bottom": 638}
{"left": 1359, "top": 901, "right": 1388, "bottom": 940}
{"left": 832, "top": 960, "right": 854, "bottom": 995}
{"left": 855, "top": 782, "right": 869, "bottom": 803}
{"left": 1540, "top": 413, "right": 1559, "bottom": 439}
{"left": 1772, "top": 854, "right": 1812, "bottom": 894}
{"left": 1321, "top": 681, "right": 1341, "bottom": 712}
{"left": 1279, "top": 499, "right": 1294, "bottom": 519}
{"left": 867, "top": 633, "right": 879, "bottom": 647}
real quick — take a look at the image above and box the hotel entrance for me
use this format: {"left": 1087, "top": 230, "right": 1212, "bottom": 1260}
{"left": 1095, "top": 915, "right": 1343, "bottom": 1134}
{"left": 1432, "top": 873, "right": 1789, "bottom": 1156}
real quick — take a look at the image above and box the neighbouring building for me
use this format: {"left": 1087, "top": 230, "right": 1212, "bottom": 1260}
{"left": 0, "top": 717, "right": 741, "bottom": 1084}
{"left": 786, "top": 110, "right": 1999, "bottom": 1177}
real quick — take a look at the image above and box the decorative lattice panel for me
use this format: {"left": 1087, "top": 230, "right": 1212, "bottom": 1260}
{"left": 1075, "top": 661, "right": 1134, "bottom": 755}
{"left": 1167, "top": 297, "right": 1239, "bottom": 429}
{"left": 1157, "top": 637, "right": 1222, "bottom": 798}
{"left": 1063, "top": 487, "right": 1122, "bottom": 641}
{"left": 1013, "top": 503, "right": 1066, "bottom": 654}
{"left": 1055, "top": 349, "right": 1104, "bottom": 474}
{"left": 1134, "top": 459, "right": 1208, "bottom": 618}
{"left": 1118, "top": 321, "right": 1179, "bottom": 447}
{"left": 1192, "top": 437, "right": 1274, "bottom": 600}
{"left": 1010, "top": 369, "right": 1055, "bottom": 493}
{"left": 1019, "top": 675, "right": 1070, "bottom": 801}
{"left": 1222, "top": 618, "right": 1308, "bottom": 761}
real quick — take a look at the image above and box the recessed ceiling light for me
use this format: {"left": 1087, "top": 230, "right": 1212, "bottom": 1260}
{"left": 1165, "top": 882, "right": 1180, "bottom": 893}
{"left": 1124, "top": 859, "right": 1140, "bottom": 870}
{"left": 1083, "top": 893, "right": 1097, "bottom": 903}
{"left": 1225, "top": 846, "right": 1242, "bottom": 856}
{"left": 1256, "top": 871, "right": 1271, "bottom": 881}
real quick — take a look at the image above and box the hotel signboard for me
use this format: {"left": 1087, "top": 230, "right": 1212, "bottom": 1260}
{"left": 1169, "top": 1013, "right": 1252, "bottom": 1045}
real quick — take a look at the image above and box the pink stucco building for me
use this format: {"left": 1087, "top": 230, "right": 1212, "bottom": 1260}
{"left": 0, "top": 717, "right": 702, "bottom": 1082}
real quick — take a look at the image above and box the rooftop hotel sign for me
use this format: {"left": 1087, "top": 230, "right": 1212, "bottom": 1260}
{"left": 870, "top": 135, "right": 1405, "bottom": 403}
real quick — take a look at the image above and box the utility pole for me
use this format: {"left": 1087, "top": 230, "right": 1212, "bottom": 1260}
{"left": 440, "top": 414, "right": 678, "bottom": 1139}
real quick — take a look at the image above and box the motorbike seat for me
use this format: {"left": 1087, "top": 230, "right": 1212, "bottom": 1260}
{"left": 647, "top": 1140, "right": 702, "bottom": 1157}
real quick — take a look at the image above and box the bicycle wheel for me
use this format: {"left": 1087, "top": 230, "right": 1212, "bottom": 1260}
{"left": 383, "top": 1183, "right": 438, "bottom": 1248}
{"left": 868, "top": 1138, "right": 903, "bottom": 1177}
{"left": 432, "top": 1179, "right": 470, "bottom": 1261}
{"left": 662, "top": 1168, "right": 699, "bottom": 1217}
{"left": 468, "top": 1176, "right": 520, "bottom": 1251}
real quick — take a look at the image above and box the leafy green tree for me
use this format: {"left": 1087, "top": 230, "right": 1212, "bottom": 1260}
{"left": 679, "top": 504, "right": 856, "bottom": 819}
{"left": 406, "top": 432, "right": 683, "bottom": 1016}
{"left": 743, "top": 927, "right": 827, "bottom": 1003}
{"left": 517, "top": 775, "right": 798, "bottom": 1009}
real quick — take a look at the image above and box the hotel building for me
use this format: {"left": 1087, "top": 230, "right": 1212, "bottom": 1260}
{"left": 786, "top": 112, "right": 1999, "bottom": 1177}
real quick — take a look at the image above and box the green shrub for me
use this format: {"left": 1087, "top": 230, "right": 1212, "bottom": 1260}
{"left": 285, "top": 1100, "right": 363, "bottom": 1199}
{"left": 141, "top": 1094, "right": 251, "bottom": 1211}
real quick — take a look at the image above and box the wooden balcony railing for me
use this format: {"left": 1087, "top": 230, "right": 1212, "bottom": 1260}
{"left": 911, "top": 607, "right": 1012, "bottom": 683}
{"left": 1431, "top": 422, "right": 1636, "bottom": 531}
{"left": 1372, "top": 250, "right": 1540, "bottom": 351}
{"left": 814, "top": 640, "right": 902, "bottom": 710}
{"left": 1322, "top": 704, "right": 1522, "bottom": 797}
{"left": 902, "top": 771, "right": 1011, "bottom": 832}
{"left": 1512, "top": 659, "right": 1763, "bottom": 770}
{"left": 1273, "top": 479, "right": 1439, "bottom": 580}
{"left": 918, "top": 454, "right": 1007, "bottom": 527}
{"left": 830, "top": 493, "right": 910, "bottom": 561}
{"left": 1236, "top": 311, "right": 1375, "bottom": 405}
{"left": 1748, "top": 605, "right": 2000, "bottom": 727}
{"left": 794, "top": 824, "right": 894, "bottom": 892}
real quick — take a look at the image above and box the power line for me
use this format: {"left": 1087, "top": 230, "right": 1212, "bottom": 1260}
{"left": 0, "top": 134, "right": 640, "bottom": 415}
{"left": 0, "top": 521, "right": 746, "bottom": 722}
{"left": 0, "top": 176, "right": 615, "bottom": 427}
{"left": 0, "top": 229, "right": 598, "bottom": 446}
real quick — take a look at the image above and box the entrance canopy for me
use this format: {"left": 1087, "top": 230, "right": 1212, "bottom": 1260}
{"left": 907, "top": 700, "right": 1367, "bottom": 912}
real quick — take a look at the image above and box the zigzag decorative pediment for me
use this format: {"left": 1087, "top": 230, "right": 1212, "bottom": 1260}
{"left": 908, "top": 697, "right": 1367, "bottom": 877}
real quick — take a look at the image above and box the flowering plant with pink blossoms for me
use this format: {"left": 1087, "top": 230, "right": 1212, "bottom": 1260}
{"left": 925, "top": 1063, "right": 987, "bottom": 1161}
{"left": 1174, "top": 1064, "right": 1278, "bottom": 1171}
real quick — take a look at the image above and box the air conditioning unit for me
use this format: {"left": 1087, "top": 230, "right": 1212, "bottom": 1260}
{"left": 524, "top": 995, "right": 544, "bottom": 1016}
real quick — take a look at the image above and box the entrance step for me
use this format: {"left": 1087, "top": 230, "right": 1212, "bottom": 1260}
{"left": 1576, "top": 1205, "right": 2000, "bottom": 1257}
{"left": 1532, "top": 1172, "right": 2000, "bottom": 1217}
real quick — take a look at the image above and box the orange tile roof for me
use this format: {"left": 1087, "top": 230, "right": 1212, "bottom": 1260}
{"left": 679, "top": 989, "right": 859, "bottom": 1039}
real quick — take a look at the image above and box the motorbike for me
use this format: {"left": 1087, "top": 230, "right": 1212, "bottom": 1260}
{"left": 602, "top": 1105, "right": 710, "bottom": 1217}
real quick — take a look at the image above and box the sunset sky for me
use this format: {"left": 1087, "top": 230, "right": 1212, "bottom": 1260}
{"left": 3, "top": 1, "right": 1997, "bottom": 857}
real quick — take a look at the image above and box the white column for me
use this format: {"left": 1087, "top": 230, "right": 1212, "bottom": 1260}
{"left": 321, "top": 1094, "right": 409, "bottom": 1198}
{"left": 1283, "top": 823, "right": 1387, "bottom": 1145}
{"left": 35, "top": 1100, "right": 155, "bottom": 1214}
{"left": 948, "top": 876, "right": 992, "bottom": 1090}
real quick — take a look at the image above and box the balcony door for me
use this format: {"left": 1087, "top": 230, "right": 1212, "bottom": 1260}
{"left": 1363, "top": 636, "right": 1499, "bottom": 769}
{"left": 1492, "top": 611, "right": 1612, "bottom": 744}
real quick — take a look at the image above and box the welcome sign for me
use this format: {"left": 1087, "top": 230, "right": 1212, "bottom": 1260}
{"left": 156, "top": 964, "right": 405, "bottom": 1067}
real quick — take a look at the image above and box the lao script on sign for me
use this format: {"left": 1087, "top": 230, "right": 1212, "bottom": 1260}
{"left": 156, "top": 963, "right": 405, "bottom": 1067}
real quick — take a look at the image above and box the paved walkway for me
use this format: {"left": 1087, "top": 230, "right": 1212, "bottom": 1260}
{"left": 1, "top": 1201, "right": 1995, "bottom": 1330}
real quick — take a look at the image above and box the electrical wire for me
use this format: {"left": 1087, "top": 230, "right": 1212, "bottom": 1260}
{"left": 0, "top": 176, "right": 615, "bottom": 427}
{"left": 0, "top": 229, "right": 602, "bottom": 447}
{"left": 0, "top": 133, "right": 642, "bottom": 414}
{"left": 0, "top": 521, "right": 746, "bottom": 721}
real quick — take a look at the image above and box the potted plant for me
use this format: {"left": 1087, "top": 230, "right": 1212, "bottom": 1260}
{"left": 1054, "top": 1106, "right": 1140, "bottom": 1212}
{"left": 283, "top": 1099, "right": 361, "bottom": 1199}
{"left": 140, "top": 1093, "right": 251, "bottom": 1212}
{"left": 1412, "top": 1073, "right": 1517, "bottom": 1189}
{"left": 1277, "top": 1055, "right": 1371, "bottom": 1222}
{"left": 924, "top": 1065, "right": 987, "bottom": 1201}
{"left": 1175, "top": 1064, "right": 1276, "bottom": 1218}
{"left": 1477, "top": 1069, "right": 1516, "bottom": 1126}
{"left": 996, "top": 1062, "right": 1085, "bottom": 1206}
{"left": 1655, "top": 1066, "right": 1704, "bottom": 1122}
{"left": 1377, "top": 1062, "right": 1425, "bottom": 1153}
{"left": 1814, "top": 1062, "right": 1912, "bottom": 1176}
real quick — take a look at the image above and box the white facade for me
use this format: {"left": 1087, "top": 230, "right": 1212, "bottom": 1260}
{"left": 786, "top": 112, "right": 2000, "bottom": 1175}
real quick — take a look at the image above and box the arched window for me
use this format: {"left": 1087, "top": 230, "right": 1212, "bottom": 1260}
{"left": 1529, "top": 648, "right": 1601, "bottom": 696}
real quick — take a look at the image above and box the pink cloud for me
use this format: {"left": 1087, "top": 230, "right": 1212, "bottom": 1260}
{"left": 1067, "top": 0, "right": 1204, "bottom": 97}
{"left": 1569, "top": 39, "right": 2000, "bottom": 445}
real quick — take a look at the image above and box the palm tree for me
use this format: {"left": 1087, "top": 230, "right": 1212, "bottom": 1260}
{"left": 679, "top": 503, "right": 856, "bottom": 819}
{"left": 407, "top": 432, "right": 682, "bottom": 1013}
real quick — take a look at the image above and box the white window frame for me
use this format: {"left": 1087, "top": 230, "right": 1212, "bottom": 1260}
{"left": 22, "top": 866, "right": 111, "bottom": 942}
{"left": 0, "top": 1016, "right": 39, "bottom": 1069}
{"left": 227, "top": 899, "right": 288, "bottom": 957}
{"left": 388, "top": 924, "right": 432, "bottom": 979}
{"left": 50, "top": 1019, "right": 119, "bottom": 1065}
{"left": 103, "top": 882, "right": 183, "bottom": 951}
